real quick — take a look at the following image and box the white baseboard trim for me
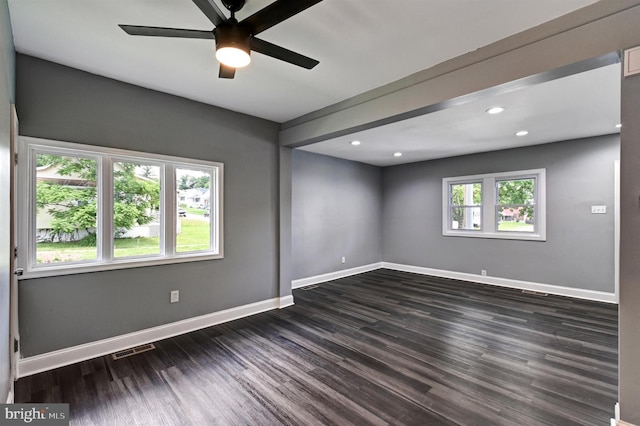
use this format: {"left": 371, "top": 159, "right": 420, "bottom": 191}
{"left": 382, "top": 262, "right": 617, "bottom": 304}
{"left": 18, "top": 295, "right": 294, "bottom": 378}
{"left": 612, "top": 402, "right": 638, "bottom": 426}
{"left": 279, "top": 295, "right": 295, "bottom": 308}
{"left": 292, "top": 262, "right": 383, "bottom": 289}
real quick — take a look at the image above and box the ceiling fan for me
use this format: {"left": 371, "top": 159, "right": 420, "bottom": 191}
{"left": 119, "top": 0, "right": 322, "bottom": 79}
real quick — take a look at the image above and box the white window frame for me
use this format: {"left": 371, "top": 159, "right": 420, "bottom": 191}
{"left": 18, "top": 136, "right": 224, "bottom": 278}
{"left": 442, "top": 168, "right": 546, "bottom": 241}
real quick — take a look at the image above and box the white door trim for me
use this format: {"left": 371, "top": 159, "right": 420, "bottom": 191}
{"left": 614, "top": 160, "right": 620, "bottom": 303}
{"left": 9, "top": 105, "right": 19, "bottom": 394}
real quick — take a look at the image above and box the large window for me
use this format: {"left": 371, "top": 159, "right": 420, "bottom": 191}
{"left": 19, "top": 137, "right": 223, "bottom": 278}
{"left": 443, "top": 169, "right": 545, "bottom": 241}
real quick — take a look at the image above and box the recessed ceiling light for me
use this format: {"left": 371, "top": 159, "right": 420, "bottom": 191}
{"left": 515, "top": 130, "right": 529, "bottom": 136}
{"left": 393, "top": 152, "right": 403, "bottom": 157}
{"left": 615, "top": 123, "right": 622, "bottom": 128}
{"left": 486, "top": 107, "right": 505, "bottom": 115}
{"left": 350, "top": 140, "right": 361, "bottom": 146}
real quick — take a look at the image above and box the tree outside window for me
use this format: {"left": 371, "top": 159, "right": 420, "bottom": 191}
{"left": 496, "top": 178, "right": 536, "bottom": 232}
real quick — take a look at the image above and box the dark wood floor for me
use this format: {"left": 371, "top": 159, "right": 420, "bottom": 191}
{"left": 16, "top": 270, "right": 618, "bottom": 425}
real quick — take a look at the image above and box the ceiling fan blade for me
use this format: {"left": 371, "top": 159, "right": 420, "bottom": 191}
{"left": 119, "top": 25, "right": 214, "bottom": 39}
{"left": 240, "top": 0, "right": 323, "bottom": 35}
{"left": 251, "top": 37, "right": 319, "bottom": 69}
{"left": 219, "top": 64, "right": 236, "bottom": 79}
{"left": 192, "top": 0, "right": 227, "bottom": 27}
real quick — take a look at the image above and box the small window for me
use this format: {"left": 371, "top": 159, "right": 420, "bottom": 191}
{"left": 19, "top": 137, "right": 224, "bottom": 278}
{"left": 443, "top": 169, "right": 545, "bottom": 241}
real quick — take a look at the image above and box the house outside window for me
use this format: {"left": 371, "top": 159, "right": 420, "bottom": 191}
{"left": 442, "top": 169, "right": 546, "bottom": 241}
{"left": 18, "top": 137, "right": 224, "bottom": 278}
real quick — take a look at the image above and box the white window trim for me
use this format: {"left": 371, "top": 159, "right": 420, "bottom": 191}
{"left": 442, "top": 168, "right": 546, "bottom": 241}
{"left": 18, "top": 136, "right": 224, "bottom": 279}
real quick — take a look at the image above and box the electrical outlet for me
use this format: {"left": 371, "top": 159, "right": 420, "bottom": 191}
{"left": 341, "top": 256, "right": 346, "bottom": 264}
{"left": 481, "top": 270, "right": 487, "bottom": 276}
{"left": 170, "top": 290, "right": 179, "bottom": 303}
{"left": 591, "top": 205, "right": 607, "bottom": 214}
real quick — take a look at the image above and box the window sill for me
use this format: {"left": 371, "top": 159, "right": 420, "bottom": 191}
{"left": 443, "top": 231, "right": 546, "bottom": 241}
{"left": 18, "top": 253, "right": 224, "bottom": 280}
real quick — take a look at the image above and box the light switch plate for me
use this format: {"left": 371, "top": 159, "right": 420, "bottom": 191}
{"left": 624, "top": 46, "right": 640, "bottom": 77}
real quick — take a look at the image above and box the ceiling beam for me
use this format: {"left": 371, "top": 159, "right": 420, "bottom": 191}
{"left": 280, "top": 0, "right": 640, "bottom": 148}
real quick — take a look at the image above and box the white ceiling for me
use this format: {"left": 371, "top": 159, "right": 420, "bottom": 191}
{"left": 301, "top": 63, "right": 621, "bottom": 166}
{"left": 9, "top": 0, "right": 617, "bottom": 166}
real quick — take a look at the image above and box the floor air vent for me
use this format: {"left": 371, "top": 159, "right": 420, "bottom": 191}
{"left": 522, "top": 290, "right": 549, "bottom": 296}
{"left": 112, "top": 343, "right": 156, "bottom": 360}
{"left": 301, "top": 284, "right": 319, "bottom": 290}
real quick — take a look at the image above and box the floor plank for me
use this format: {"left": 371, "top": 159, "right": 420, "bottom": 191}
{"left": 15, "top": 270, "right": 618, "bottom": 425}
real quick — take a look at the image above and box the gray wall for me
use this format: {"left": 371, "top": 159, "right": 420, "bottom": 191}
{"left": 1, "top": 0, "right": 13, "bottom": 102}
{"left": 619, "top": 61, "right": 640, "bottom": 424}
{"left": 382, "top": 135, "right": 619, "bottom": 293}
{"left": 292, "top": 150, "right": 382, "bottom": 280}
{"left": 16, "top": 55, "right": 281, "bottom": 357}
{"left": 278, "top": 147, "right": 293, "bottom": 297}
{"left": 0, "top": 0, "right": 14, "bottom": 402}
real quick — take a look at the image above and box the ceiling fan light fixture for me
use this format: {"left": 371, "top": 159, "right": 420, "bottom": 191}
{"left": 215, "top": 25, "right": 251, "bottom": 68}
{"left": 120, "top": 0, "right": 322, "bottom": 79}
{"left": 216, "top": 46, "right": 251, "bottom": 68}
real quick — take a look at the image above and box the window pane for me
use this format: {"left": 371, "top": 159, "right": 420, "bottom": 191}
{"left": 497, "top": 178, "right": 535, "bottom": 204}
{"left": 497, "top": 178, "right": 535, "bottom": 233}
{"left": 35, "top": 153, "right": 98, "bottom": 264}
{"left": 176, "top": 168, "right": 211, "bottom": 253}
{"left": 450, "top": 182, "right": 482, "bottom": 206}
{"left": 451, "top": 206, "right": 481, "bottom": 230}
{"left": 450, "top": 182, "right": 481, "bottom": 230}
{"left": 497, "top": 206, "right": 535, "bottom": 232}
{"left": 113, "top": 162, "right": 161, "bottom": 258}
